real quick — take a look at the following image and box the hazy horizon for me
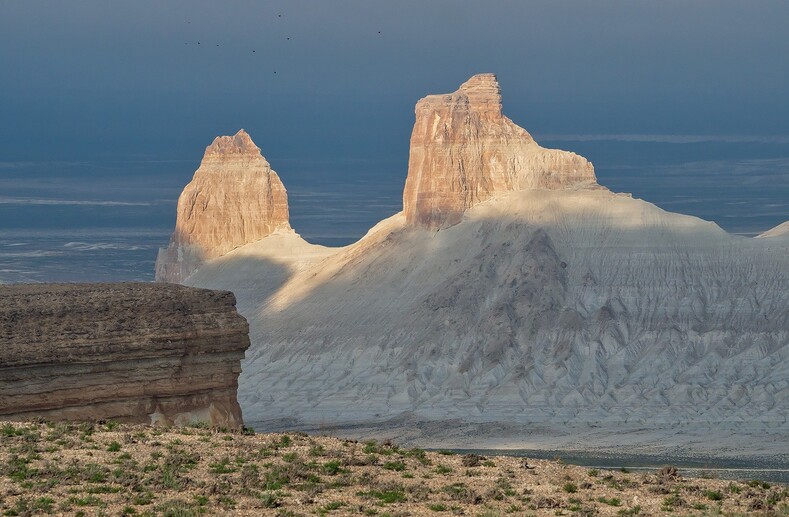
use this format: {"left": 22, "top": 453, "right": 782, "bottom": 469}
{"left": 1, "top": 1, "right": 788, "bottom": 282}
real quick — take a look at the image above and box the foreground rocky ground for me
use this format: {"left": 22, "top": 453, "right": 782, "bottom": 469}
{"left": 0, "top": 422, "right": 786, "bottom": 516}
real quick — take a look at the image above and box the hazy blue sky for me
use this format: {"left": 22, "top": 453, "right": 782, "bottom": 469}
{"left": 3, "top": 0, "right": 789, "bottom": 164}
{"left": 1, "top": 1, "right": 789, "bottom": 283}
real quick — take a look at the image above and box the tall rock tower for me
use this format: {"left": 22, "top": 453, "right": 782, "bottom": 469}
{"left": 156, "top": 129, "right": 290, "bottom": 283}
{"left": 403, "top": 74, "right": 598, "bottom": 228}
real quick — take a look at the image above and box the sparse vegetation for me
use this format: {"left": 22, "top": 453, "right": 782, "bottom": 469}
{"left": 0, "top": 421, "right": 774, "bottom": 516}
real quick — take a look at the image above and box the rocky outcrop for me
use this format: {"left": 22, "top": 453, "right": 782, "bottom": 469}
{"left": 757, "top": 220, "right": 789, "bottom": 238}
{"left": 171, "top": 73, "right": 788, "bottom": 454}
{"left": 403, "top": 74, "right": 598, "bottom": 228}
{"left": 155, "top": 129, "right": 289, "bottom": 283}
{"left": 0, "top": 283, "right": 250, "bottom": 427}
{"left": 188, "top": 189, "right": 789, "bottom": 455}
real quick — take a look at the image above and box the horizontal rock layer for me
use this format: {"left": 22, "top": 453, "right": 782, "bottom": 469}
{"left": 0, "top": 283, "right": 250, "bottom": 427}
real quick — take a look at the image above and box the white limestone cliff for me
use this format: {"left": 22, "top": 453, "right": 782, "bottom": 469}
{"left": 171, "top": 76, "right": 789, "bottom": 457}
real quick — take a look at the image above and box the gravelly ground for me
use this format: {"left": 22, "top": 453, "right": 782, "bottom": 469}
{"left": 0, "top": 421, "right": 786, "bottom": 516}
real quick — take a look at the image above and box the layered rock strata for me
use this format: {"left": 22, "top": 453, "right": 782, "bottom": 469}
{"left": 0, "top": 283, "right": 250, "bottom": 427}
{"left": 403, "top": 73, "right": 597, "bottom": 228}
{"left": 156, "top": 129, "right": 289, "bottom": 283}
{"left": 170, "top": 74, "right": 789, "bottom": 454}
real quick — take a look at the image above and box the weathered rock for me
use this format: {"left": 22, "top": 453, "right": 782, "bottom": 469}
{"left": 403, "top": 73, "right": 597, "bottom": 228}
{"left": 0, "top": 283, "right": 250, "bottom": 427}
{"left": 757, "top": 220, "right": 789, "bottom": 238}
{"left": 155, "top": 129, "right": 289, "bottom": 283}
{"left": 179, "top": 74, "right": 789, "bottom": 455}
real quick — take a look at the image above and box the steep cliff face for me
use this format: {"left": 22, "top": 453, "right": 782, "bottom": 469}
{"left": 174, "top": 74, "right": 789, "bottom": 454}
{"left": 403, "top": 74, "right": 597, "bottom": 228}
{"left": 0, "top": 283, "right": 250, "bottom": 427}
{"left": 156, "top": 129, "right": 289, "bottom": 283}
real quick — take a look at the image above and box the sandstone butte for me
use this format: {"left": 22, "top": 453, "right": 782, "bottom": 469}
{"left": 0, "top": 283, "right": 250, "bottom": 428}
{"left": 403, "top": 73, "right": 598, "bottom": 228}
{"left": 168, "top": 74, "right": 789, "bottom": 456}
{"left": 155, "top": 129, "right": 289, "bottom": 283}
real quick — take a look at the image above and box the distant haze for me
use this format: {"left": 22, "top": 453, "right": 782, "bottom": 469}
{"left": 1, "top": 1, "right": 788, "bottom": 282}
{"left": 2, "top": 1, "right": 789, "bottom": 162}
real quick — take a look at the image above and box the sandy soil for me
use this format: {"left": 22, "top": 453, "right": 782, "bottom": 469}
{"left": 1, "top": 421, "right": 786, "bottom": 516}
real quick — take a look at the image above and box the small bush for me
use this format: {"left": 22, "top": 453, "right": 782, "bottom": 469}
{"left": 562, "top": 482, "right": 578, "bottom": 493}
{"left": 597, "top": 496, "right": 621, "bottom": 506}
{"left": 383, "top": 461, "right": 406, "bottom": 472}
{"left": 208, "top": 457, "right": 235, "bottom": 474}
{"left": 461, "top": 454, "right": 483, "bottom": 467}
{"left": 260, "top": 491, "right": 281, "bottom": 508}
{"left": 323, "top": 460, "right": 343, "bottom": 475}
{"left": 661, "top": 493, "right": 686, "bottom": 510}
{"left": 705, "top": 490, "right": 723, "bottom": 501}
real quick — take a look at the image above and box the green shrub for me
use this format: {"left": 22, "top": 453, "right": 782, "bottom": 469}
{"left": 323, "top": 460, "right": 343, "bottom": 475}
{"left": 435, "top": 464, "right": 453, "bottom": 475}
{"left": 598, "top": 496, "right": 621, "bottom": 506}
{"left": 260, "top": 491, "right": 281, "bottom": 508}
{"left": 383, "top": 461, "right": 406, "bottom": 472}
{"left": 705, "top": 490, "right": 723, "bottom": 501}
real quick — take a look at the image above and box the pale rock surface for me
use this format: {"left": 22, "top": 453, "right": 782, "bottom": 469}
{"left": 177, "top": 75, "right": 789, "bottom": 456}
{"left": 185, "top": 188, "right": 789, "bottom": 456}
{"left": 757, "top": 220, "right": 789, "bottom": 238}
{"left": 0, "top": 283, "right": 250, "bottom": 427}
{"left": 155, "top": 129, "right": 289, "bottom": 283}
{"left": 403, "top": 73, "right": 597, "bottom": 228}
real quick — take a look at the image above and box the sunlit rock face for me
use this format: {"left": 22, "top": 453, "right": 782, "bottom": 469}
{"left": 403, "top": 73, "right": 597, "bottom": 228}
{"left": 155, "top": 129, "right": 289, "bottom": 282}
{"left": 758, "top": 220, "right": 789, "bottom": 238}
{"left": 174, "top": 74, "right": 789, "bottom": 455}
{"left": 0, "top": 283, "right": 250, "bottom": 428}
